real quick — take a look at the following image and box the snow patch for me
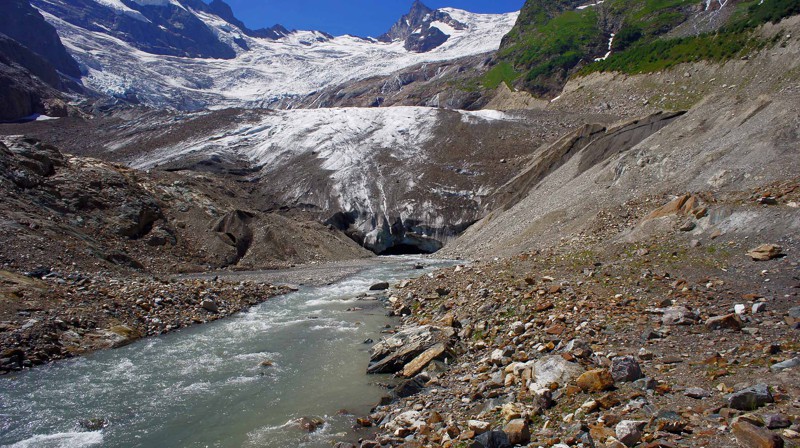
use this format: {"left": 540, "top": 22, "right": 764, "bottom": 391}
{"left": 429, "top": 21, "right": 457, "bottom": 36}
{"left": 594, "top": 33, "right": 615, "bottom": 61}
{"left": 89, "top": 0, "right": 149, "bottom": 22}
{"left": 577, "top": 1, "right": 605, "bottom": 10}
{"left": 459, "top": 109, "right": 513, "bottom": 123}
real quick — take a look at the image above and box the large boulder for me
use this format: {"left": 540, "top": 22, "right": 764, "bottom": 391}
{"left": 727, "top": 384, "right": 774, "bottom": 411}
{"left": 368, "top": 325, "right": 454, "bottom": 374}
{"left": 529, "top": 355, "right": 585, "bottom": 390}
{"left": 611, "top": 356, "right": 643, "bottom": 382}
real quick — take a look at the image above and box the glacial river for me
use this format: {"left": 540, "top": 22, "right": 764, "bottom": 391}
{"left": 0, "top": 257, "right": 454, "bottom": 447}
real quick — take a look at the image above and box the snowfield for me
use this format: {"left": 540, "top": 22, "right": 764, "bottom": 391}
{"left": 41, "top": 5, "right": 519, "bottom": 110}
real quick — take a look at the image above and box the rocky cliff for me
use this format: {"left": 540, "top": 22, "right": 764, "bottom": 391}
{"left": 0, "top": 0, "right": 81, "bottom": 121}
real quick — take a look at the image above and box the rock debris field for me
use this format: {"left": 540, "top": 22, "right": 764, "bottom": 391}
{"left": 345, "top": 185, "right": 800, "bottom": 448}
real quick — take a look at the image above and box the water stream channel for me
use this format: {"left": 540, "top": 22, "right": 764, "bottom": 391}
{"left": 0, "top": 257, "right": 455, "bottom": 447}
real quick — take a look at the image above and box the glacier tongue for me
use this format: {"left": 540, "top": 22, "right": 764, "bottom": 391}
{"left": 39, "top": 5, "right": 519, "bottom": 110}
{"left": 127, "top": 106, "right": 519, "bottom": 253}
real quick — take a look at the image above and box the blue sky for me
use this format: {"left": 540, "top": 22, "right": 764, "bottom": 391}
{"left": 222, "top": 1, "right": 525, "bottom": 37}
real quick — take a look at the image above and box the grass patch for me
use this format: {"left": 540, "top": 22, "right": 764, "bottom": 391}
{"left": 481, "top": 61, "right": 521, "bottom": 90}
{"left": 581, "top": 0, "right": 799, "bottom": 76}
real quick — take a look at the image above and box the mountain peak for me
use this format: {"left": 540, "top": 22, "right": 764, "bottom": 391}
{"left": 410, "top": 0, "right": 433, "bottom": 14}
{"left": 378, "top": 1, "right": 468, "bottom": 52}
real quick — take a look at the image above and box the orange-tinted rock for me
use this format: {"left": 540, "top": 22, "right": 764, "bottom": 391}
{"left": 577, "top": 369, "right": 615, "bottom": 392}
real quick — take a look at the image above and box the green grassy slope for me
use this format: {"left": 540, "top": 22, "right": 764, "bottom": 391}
{"left": 481, "top": 0, "right": 799, "bottom": 98}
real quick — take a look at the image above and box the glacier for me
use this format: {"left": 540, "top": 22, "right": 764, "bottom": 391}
{"left": 39, "top": 3, "right": 519, "bottom": 110}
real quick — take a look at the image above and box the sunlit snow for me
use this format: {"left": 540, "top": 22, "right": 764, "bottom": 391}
{"left": 39, "top": 6, "right": 519, "bottom": 109}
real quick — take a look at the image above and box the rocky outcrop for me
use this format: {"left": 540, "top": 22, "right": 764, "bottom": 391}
{"left": 0, "top": 37, "right": 72, "bottom": 122}
{"left": 0, "top": 0, "right": 81, "bottom": 121}
{"left": 378, "top": 1, "right": 467, "bottom": 53}
{"left": 0, "top": 136, "right": 370, "bottom": 275}
{"left": 212, "top": 209, "right": 254, "bottom": 264}
{"left": 0, "top": 0, "right": 80, "bottom": 78}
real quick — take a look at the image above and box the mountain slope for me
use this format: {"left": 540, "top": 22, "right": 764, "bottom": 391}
{"left": 31, "top": 0, "right": 241, "bottom": 59}
{"left": 462, "top": 0, "right": 800, "bottom": 100}
{"left": 379, "top": 0, "right": 469, "bottom": 53}
{"left": 0, "top": 135, "right": 369, "bottom": 275}
{"left": 31, "top": 0, "right": 519, "bottom": 110}
{"left": 0, "top": 0, "right": 82, "bottom": 121}
{"left": 442, "top": 15, "right": 800, "bottom": 258}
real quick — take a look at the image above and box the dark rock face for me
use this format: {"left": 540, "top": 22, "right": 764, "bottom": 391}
{"left": 404, "top": 27, "right": 450, "bottom": 53}
{"left": 471, "top": 431, "right": 512, "bottom": 448}
{"left": 0, "top": 36, "right": 68, "bottom": 121}
{"left": 0, "top": 0, "right": 82, "bottom": 121}
{"left": 325, "top": 211, "right": 452, "bottom": 255}
{"left": 31, "top": 0, "right": 238, "bottom": 59}
{"left": 213, "top": 210, "right": 255, "bottom": 264}
{"left": 250, "top": 24, "right": 292, "bottom": 40}
{"left": 0, "top": 0, "right": 80, "bottom": 78}
{"left": 378, "top": 0, "right": 467, "bottom": 53}
{"left": 727, "top": 384, "right": 775, "bottom": 411}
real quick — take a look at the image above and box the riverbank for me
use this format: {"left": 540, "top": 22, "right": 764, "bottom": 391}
{"left": 0, "top": 269, "right": 289, "bottom": 374}
{"left": 355, "top": 222, "right": 800, "bottom": 446}
{"left": 1, "top": 256, "right": 433, "bottom": 374}
{"left": 178, "top": 256, "right": 435, "bottom": 287}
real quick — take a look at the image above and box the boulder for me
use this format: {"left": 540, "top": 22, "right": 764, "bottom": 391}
{"left": 661, "top": 306, "right": 698, "bottom": 325}
{"left": 615, "top": 420, "right": 647, "bottom": 447}
{"left": 296, "top": 416, "right": 325, "bottom": 432}
{"left": 530, "top": 355, "right": 585, "bottom": 390}
{"left": 201, "top": 299, "right": 219, "bottom": 313}
{"left": 685, "top": 387, "right": 711, "bottom": 399}
{"left": 770, "top": 357, "right": 799, "bottom": 372}
{"left": 467, "top": 420, "right": 491, "bottom": 435}
{"left": 391, "top": 377, "right": 426, "bottom": 400}
{"left": 611, "top": 356, "right": 643, "bottom": 382}
{"left": 402, "top": 342, "right": 445, "bottom": 378}
{"left": 747, "top": 244, "right": 783, "bottom": 261}
{"left": 78, "top": 418, "right": 108, "bottom": 431}
{"left": 369, "top": 281, "right": 390, "bottom": 291}
{"left": 731, "top": 420, "right": 784, "bottom": 448}
{"left": 103, "top": 325, "right": 140, "bottom": 348}
{"left": 503, "top": 419, "right": 531, "bottom": 445}
{"left": 706, "top": 314, "right": 743, "bottom": 331}
{"left": 764, "top": 414, "right": 791, "bottom": 429}
{"left": 368, "top": 325, "right": 454, "bottom": 374}
{"left": 727, "top": 384, "right": 774, "bottom": 411}
{"left": 577, "top": 369, "right": 615, "bottom": 392}
{"left": 470, "top": 430, "right": 511, "bottom": 448}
